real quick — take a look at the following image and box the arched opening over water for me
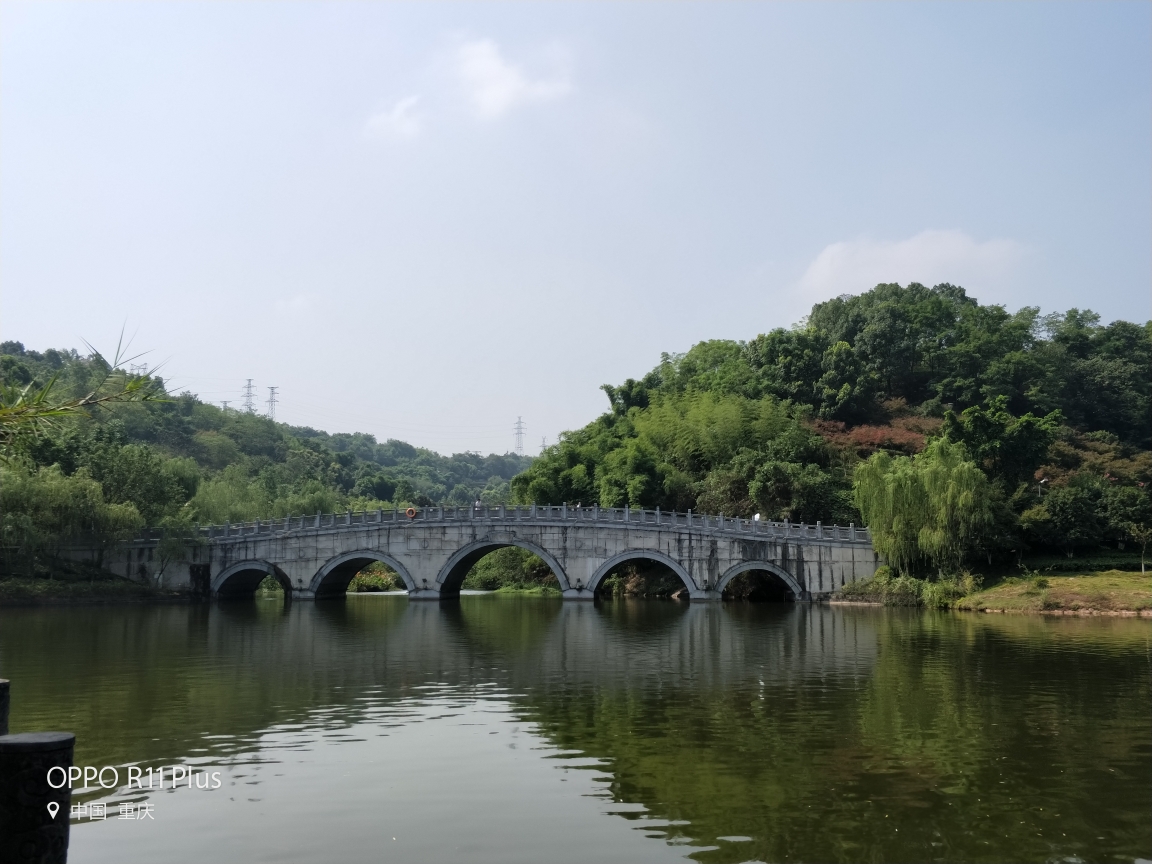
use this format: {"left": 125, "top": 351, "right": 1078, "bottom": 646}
{"left": 718, "top": 563, "right": 800, "bottom": 602}
{"left": 311, "top": 552, "right": 415, "bottom": 599}
{"left": 436, "top": 540, "right": 569, "bottom": 597}
{"left": 589, "top": 551, "right": 695, "bottom": 600}
{"left": 214, "top": 561, "right": 292, "bottom": 599}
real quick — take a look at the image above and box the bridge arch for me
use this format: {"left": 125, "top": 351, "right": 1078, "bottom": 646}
{"left": 310, "top": 551, "right": 416, "bottom": 598}
{"left": 435, "top": 538, "right": 571, "bottom": 596}
{"left": 586, "top": 550, "right": 695, "bottom": 596}
{"left": 213, "top": 560, "right": 291, "bottom": 598}
{"left": 716, "top": 561, "right": 803, "bottom": 600}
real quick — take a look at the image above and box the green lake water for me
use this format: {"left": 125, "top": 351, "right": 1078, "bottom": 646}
{"left": 1, "top": 596, "right": 1149, "bottom": 863}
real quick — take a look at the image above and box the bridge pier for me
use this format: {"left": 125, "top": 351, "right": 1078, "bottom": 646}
{"left": 688, "top": 590, "right": 722, "bottom": 602}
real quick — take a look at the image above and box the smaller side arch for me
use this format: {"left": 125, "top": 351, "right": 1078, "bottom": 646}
{"left": 310, "top": 551, "right": 416, "bottom": 598}
{"left": 213, "top": 560, "right": 289, "bottom": 598}
{"left": 586, "top": 550, "right": 695, "bottom": 596}
{"left": 435, "top": 538, "right": 571, "bottom": 595}
{"left": 716, "top": 561, "right": 803, "bottom": 599}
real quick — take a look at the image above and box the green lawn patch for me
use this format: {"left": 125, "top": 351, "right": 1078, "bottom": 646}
{"left": 955, "top": 569, "right": 1152, "bottom": 614}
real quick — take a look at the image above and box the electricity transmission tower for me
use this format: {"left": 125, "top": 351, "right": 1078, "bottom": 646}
{"left": 266, "top": 387, "right": 278, "bottom": 421}
{"left": 221, "top": 401, "right": 231, "bottom": 411}
{"left": 541, "top": 436, "right": 547, "bottom": 453}
{"left": 242, "top": 379, "right": 256, "bottom": 413}
{"left": 514, "top": 417, "right": 526, "bottom": 457}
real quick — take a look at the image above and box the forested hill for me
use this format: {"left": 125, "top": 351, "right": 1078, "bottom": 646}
{"left": 512, "top": 283, "right": 1151, "bottom": 566}
{"left": 0, "top": 340, "right": 529, "bottom": 552}
{"left": 2, "top": 282, "right": 1150, "bottom": 576}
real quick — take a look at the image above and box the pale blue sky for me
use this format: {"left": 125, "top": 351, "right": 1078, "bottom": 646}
{"left": 2, "top": 2, "right": 1149, "bottom": 453}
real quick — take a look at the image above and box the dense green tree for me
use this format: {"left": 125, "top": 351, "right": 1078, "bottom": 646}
{"left": 941, "top": 396, "right": 1062, "bottom": 490}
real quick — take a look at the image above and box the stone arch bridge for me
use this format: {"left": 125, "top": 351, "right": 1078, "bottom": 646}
{"left": 102, "top": 505, "right": 878, "bottom": 602}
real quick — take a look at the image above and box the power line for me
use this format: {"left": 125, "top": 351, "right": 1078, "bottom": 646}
{"left": 242, "top": 379, "right": 256, "bottom": 414}
{"left": 266, "top": 386, "right": 278, "bottom": 421}
{"left": 514, "top": 417, "right": 526, "bottom": 457}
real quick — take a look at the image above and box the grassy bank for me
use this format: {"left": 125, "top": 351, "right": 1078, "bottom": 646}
{"left": 492, "top": 584, "right": 561, "bottom": 596}
{"left": 836, "top": 560, "right": 1152, "bottom": 615}
{"left": 955, "top": 570, "right": 1152, "bottom": 615}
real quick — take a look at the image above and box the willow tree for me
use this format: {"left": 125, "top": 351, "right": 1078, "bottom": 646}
{"left": 854, "top": 439, "right": 992, "bottom": 577}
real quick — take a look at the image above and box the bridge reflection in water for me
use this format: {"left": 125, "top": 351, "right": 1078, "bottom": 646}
{"left": 4, "top": 598, "right": 1147, "bottom": 863}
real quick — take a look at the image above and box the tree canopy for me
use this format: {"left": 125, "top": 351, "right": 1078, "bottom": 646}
{"left": 511, "top": 283, "right": 1151, "bottom": 572}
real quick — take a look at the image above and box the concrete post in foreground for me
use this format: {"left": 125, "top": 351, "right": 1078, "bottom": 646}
{"left": 0, "top": 732, "right": 75, "bottom": 864}
{"left": 0, "top": 680, "right": 8, "bottom": 736}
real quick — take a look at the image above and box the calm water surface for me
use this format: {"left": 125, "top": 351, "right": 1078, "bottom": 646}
{"left": 1, "top": 596, "right": 1149, "bottom": 863}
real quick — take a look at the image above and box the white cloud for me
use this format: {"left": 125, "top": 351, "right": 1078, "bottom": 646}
{"left": 456, "top": 39, "right": 572, "bottom": 120}
{"left": 365, "top": 95, "right": 422, "bottom": 140}
{"left": 796, "top": 229, "right": 1027, "bottom": 300}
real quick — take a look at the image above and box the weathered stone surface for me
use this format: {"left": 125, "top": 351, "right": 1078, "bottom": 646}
{"left": 66, "top": 507, "right": 879, "bottom": 602}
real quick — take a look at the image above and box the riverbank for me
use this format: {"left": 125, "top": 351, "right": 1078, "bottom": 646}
{"left": 0, "top": 576, "right": 191, "bottom": 605}
{"left": 835, "top": 566, "right": 1152, "bottom": 615}
{"left": 955, "top": 570, "right": 1152, "bottom": 615}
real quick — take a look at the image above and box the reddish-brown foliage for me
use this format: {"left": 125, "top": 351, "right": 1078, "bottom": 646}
{"left": 812, "top": 416, "right": 941, "bottom": 457}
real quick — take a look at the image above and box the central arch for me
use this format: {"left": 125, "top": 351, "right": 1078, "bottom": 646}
{"left": 716, "top": 561, "right": 803, "bottom": 599}
{"left": 435, "top": 538, "right": 571, "bottom": 596}
{"left": 213, "top": 560, "right": 291, "bottom": 598}
{"left": 310, "top": 551, "right": 416, "bottom": 598}
{"left": 586, "top": 550, "right": 696, "bottom": 597}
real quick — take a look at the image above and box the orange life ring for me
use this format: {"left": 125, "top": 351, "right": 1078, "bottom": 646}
{"left": 405, "top": 507, "right": 416, "bottom": 519}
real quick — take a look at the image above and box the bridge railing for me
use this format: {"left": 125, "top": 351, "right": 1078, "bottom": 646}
{"left": 134, "top": 505, "right": 869, "bottom": 545}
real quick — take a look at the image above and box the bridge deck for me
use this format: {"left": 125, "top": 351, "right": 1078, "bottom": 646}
{"left": 129, "top": 505, "right": 870, "bottom": 545}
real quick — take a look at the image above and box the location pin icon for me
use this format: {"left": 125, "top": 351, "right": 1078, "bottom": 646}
{"left": 47, "top": 802, "right": 60, "bottom": 819}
